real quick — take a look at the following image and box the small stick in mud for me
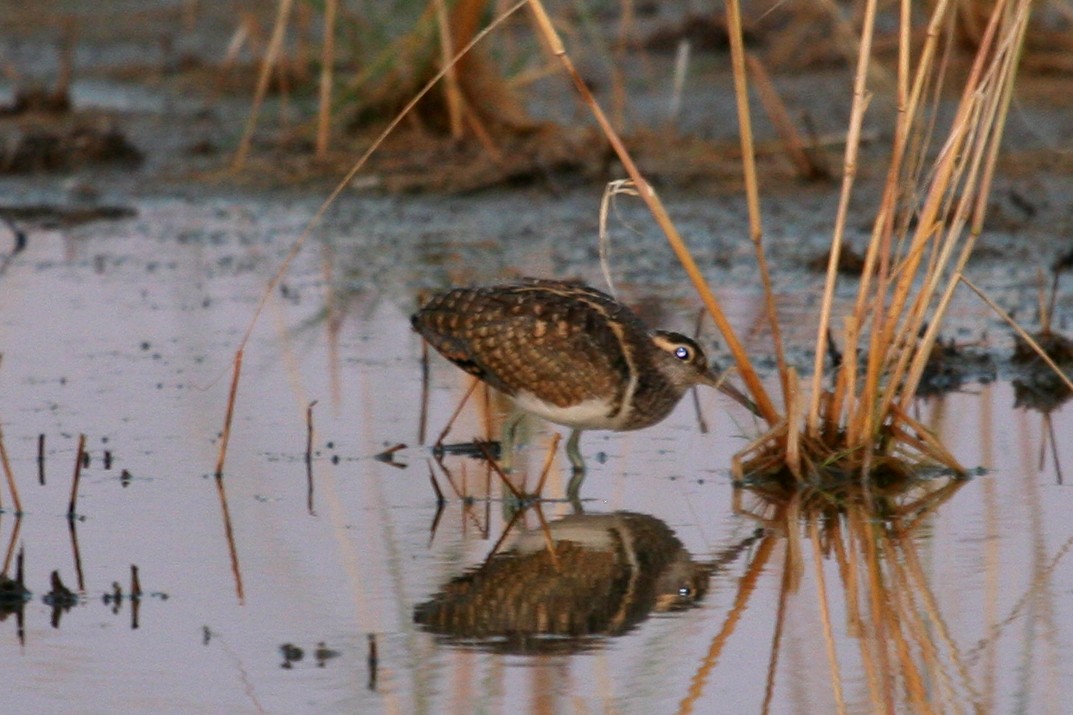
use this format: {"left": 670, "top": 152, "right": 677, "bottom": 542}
{"left": 305, "top": 400, "right": 317, "bottom": 514}
{"left": 68, "top": 433, "right": 86, "bottom": 519}
{"left": 37, "top": 433, "right": 45, "bottom": 485}
{"left": 366, "top": 633, "right": 378, "bottom": 691}
{"left": 131, "top": 564, "right": 142, "bottom": 600}
{"left": 130, "top": 565, "right": 142, "bottom": 630}
{"left": 304, "top": 401, "right": 317, "bottom": 467}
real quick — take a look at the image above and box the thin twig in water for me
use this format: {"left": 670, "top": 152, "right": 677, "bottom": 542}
{"left": 67, "top": 434, "right": 86, "bottom": 518}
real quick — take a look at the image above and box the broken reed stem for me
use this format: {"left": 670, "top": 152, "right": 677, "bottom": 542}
{"left": 725, "top": 1, "right": 789, "bottom": 413}
{"left": 67, "top": 433, "right": 86, "bottom": 518}
{"left": 0, "top": 424, "right": 19, "bottom": 513}
{"left": 527, "top": 0, "right": 778, "bottom": 426}
{"left": 314, "top": 0, "right": 338, "bottom": 158}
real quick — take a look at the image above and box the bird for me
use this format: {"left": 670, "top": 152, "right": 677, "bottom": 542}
{"left": 411, "top": 278, "right": 755, "bottom": 477}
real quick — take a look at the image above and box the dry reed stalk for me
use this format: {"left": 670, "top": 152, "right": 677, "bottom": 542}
{"left": 724, "top": 0, "right": 788, "bottom": 412}
{"left": 213, "top": 348, "right": 243, "bottom": 479}
{"left": 807, "top": 0, "right": 879, "bottom": 433}
{"left": 784, "top": 369, "right": 802, "bottom": 482}
{"left": 433, "top": 0, "right": 464, "bottom": 139}
{"left": 745, "top": 52, "right": 826, "bottom": 179}
{"left": 527, "top": 0, "right": 778, "bottom": 424}
{"left": 762, "top": 0, "right": 1033, "bottom": 485}
{"left": 315, "top": 0, "right": 338, "bottom": 158}
{"left": 232, "top": 0, "right": 295, "bottom": 170}
{"left": 878, "top": 0, "right": 1029, "bottom": 420}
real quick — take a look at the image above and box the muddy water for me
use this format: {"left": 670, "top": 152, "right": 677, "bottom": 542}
{"left": 0, "top": 194, "right": 1071, "bottom": 715}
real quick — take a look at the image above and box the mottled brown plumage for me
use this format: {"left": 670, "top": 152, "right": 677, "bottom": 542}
{"left": 411, "top": 279, "right": 728, "bottom": 443}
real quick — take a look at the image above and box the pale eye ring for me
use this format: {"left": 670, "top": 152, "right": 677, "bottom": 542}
{"left": 674, "top": 346, "right": 691, "bottom": 361}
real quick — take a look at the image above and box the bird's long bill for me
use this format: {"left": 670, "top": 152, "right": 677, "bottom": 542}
{"left": 702, "top": 369, "right": 761, "bottom": 417}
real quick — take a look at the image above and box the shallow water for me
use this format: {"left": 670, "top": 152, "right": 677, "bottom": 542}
{"left": 0, "top": 194, "right": 1071, "bottom": 715}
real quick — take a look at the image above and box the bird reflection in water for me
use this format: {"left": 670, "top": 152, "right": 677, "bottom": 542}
{"left": 414, "top": 511, "right": 759, "bottom": 654}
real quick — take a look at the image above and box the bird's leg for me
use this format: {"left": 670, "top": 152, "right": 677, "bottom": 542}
{"left": 498, "top": 411, "right": 526, "bottom": 473}
{"left": 565, "top": 428, "right": 586, "bottom": 473}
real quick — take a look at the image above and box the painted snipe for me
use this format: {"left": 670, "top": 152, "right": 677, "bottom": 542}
{"left": 412, "top": 278, "right": 754, "bottom": 475}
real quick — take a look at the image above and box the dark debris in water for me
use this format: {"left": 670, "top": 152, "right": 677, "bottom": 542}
{"left": 0, "top": 86, "right": 72, "bottom": 117}
{"left": 432, "top": 439, "right": 500, "bottom": 461}
{"left": 917, "top": 336, "right": 997, "bottom": 397}
{"left": 0, "top": 125, "right": 143, "bottom": 174}
{"left": 1011, "top": 328, "right": 1073, "bottom": 412}
{"left": 807, "top": 244, "right": 871, "bottom": 275}
{"left": 0, "top": 204, "right": 137, "bottom": 229}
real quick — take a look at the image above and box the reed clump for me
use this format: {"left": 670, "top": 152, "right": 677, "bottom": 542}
{"left": 525, "top": 0, "right": 1034, "bottom": 489}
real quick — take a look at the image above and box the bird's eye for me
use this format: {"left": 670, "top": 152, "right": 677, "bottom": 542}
{"left": 674, "top": 346, "right": 691, "bottom": 361}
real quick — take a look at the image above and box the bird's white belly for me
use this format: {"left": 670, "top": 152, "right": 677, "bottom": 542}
{"left": 512, "top": 390, "right": 626, "bottom": 430}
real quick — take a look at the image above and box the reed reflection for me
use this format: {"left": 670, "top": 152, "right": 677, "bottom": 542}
{"left": 681, "top": 473, "right": 969, "bottom": 714}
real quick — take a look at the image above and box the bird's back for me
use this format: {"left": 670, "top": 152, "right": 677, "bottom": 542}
{"left": 412, "top": 280, "right": 648, "bottom": 419}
